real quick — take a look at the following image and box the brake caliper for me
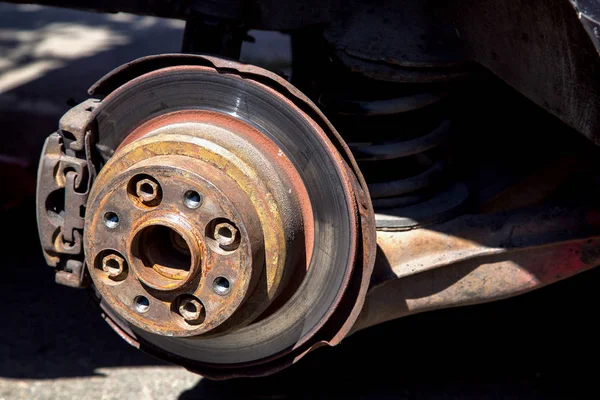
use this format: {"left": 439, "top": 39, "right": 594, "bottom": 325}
{"left": 36, "top": 99, "right": 99, "bottom": 287}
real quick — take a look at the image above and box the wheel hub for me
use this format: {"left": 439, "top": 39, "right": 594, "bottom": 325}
{"left": 86, "top": 111, "right": 311, "bottom": 337}
{"left": 35, "top": 56, "right": 376, "bottom": 377}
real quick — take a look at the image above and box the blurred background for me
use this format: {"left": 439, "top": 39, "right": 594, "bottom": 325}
{"left": 1, "top": 3, "right": 600, "bottom": 399}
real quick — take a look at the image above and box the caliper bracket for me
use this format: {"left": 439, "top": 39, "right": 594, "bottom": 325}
{"left": 36, "top": 99, "right": 99, "bottom": 288}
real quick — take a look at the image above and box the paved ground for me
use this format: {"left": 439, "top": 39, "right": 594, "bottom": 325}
{"left": 2, "top": 3, "right": 600, "bottom": 399}
{"left": 0, "top": 3, "right": 290, "bottom": 164}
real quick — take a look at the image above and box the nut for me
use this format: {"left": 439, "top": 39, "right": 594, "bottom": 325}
{"left": 136, "top": 179, "right": 159, "bottom": 203}
{"left": 102, "top": 254, "right": 126, "bottom": 278}
{"left": 214, "top": 222, "right": 238, "bottom": 247}
{"left": 178, "top": 298, "right": 204, "bottom": 322}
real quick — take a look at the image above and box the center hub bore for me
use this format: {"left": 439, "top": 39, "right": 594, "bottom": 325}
{"left": 84, "top": 111, "right": 313, "bottom": 337}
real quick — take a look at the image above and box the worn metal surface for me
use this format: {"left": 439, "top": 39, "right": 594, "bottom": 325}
{"left": 36, "top": 98, "right": 99, "bottom": 287}
{"left": 33, "top": 54, "right": 377, "bottom": 377}
{"left": 88, "top": 56, "right": 378, "bottom": 356}
{"left": 353, "top": 205, "right": 600, "bottom": 332}
{"left": 97, "top": 64, "right": 357, "bottom": 365}
{"left": 86, "top": 138, "right": 267, "bottom": 336}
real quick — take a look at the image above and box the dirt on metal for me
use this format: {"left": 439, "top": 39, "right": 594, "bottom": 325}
{"left": 38, "top": 55, "right": 377, "bottom": 378}
{"left": 84, "top": 108, "right": 323, "bottom": 336}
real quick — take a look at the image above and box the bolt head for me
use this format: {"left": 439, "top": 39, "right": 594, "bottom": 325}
{"left": 102, "top": 254, "right": 125, "bottom": 278}
{"left": 136, "top": 179, "right": 159, "bottom": 202}
{"left": 178, "top": 298, "right": 203, "bottom": 322}
{"left": 214, "top": 222, "right": 238, "bottom": 247}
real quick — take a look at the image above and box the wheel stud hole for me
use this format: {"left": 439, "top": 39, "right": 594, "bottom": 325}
{"left": 206, "top": 218, "right": 240, "bottom": 252}
{"left": 174, "top": 296, "right": 205, "bottom": 326}
{"left": 184, "top": 302, "right": 197, "bottom": 313}
{"left": 134, "top": 295, "right": 150, "bottom": 313}
{"left": 104, "top": 212, "right": 119, "bottom": 229}
{"left": 105, "top": 259, "right": 120, "bottom": 274}
{"left": 183, "top": 190, "right": 202, "bottom": 209}
{"left": 213, "top": 276, "right": 231, "bottom": 295}
{"left": 94, "top": 249, "right": 128, "bottom": 282}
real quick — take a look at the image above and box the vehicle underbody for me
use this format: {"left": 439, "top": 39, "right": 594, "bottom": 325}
{"left": 7, "top": 0, "right": 600, "bottom": 378}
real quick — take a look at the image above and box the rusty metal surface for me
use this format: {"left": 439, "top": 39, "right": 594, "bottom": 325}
{"left": 90, "top": 54, "right": 379, "bottom": 353}
{"left": 31, "top": 55, "right": 377, "bottom": 377}
{"left": 87, "top": 54, "right": 377, "bottom": 352}
{"left": 32, "top": 50, "right": 600, "bottom": 379}
{"left": 86, "top": 147, "right": 265, "bottom": 336}
{"left": 352, "top": 205, "right": 600, "bottom": 332}
{"left": 97, "top": 107, "right": 315, "bottom": 337}
{"left": 189, "top": 54, "right": 378, "bottom": 352}
{"left": 83, "top": 101, "right": 329, "bottom": 339}
{"left": 103, "top": 65, "right": 355, "bottom": 364}
{"left": 36, "top": 99, "right": 100, "bottom": 286}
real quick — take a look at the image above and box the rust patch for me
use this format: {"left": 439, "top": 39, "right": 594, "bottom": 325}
{"left": 76, "top": 57, "right": 376, "bottom": 378}
{"left": 119, "top": 109, "right": 315, "bottom": 268}
{"left": 86, "top": 153, "right": 262, "bottom": 336}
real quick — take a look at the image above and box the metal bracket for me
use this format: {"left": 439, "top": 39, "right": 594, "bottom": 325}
{"left": 36, "top": 99, "right": 99, "bottom": 288}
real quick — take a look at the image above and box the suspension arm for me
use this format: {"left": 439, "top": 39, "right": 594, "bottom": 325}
{"left": 353, "top": 205, "right": 600, "bottom": 332}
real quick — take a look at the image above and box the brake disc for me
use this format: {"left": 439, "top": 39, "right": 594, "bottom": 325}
{"left": 37, "top": 55, "right": 375, "bottom": 377}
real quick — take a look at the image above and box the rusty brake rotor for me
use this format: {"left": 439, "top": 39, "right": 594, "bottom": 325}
{"left": 37, "top": 55, "right": 376, "bottom": 377}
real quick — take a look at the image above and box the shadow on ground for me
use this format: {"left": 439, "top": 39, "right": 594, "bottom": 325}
{"left": 0, "top": 3, "right": 289, "bottom": 163}
{"left": 0, "top": 3, "right": 185, "bottom": 162}
{"left": 180, "top": 273, "right": 600, "bottom": 399}
{"left": 3, "top": 198, "right": 600, "bottom": 399}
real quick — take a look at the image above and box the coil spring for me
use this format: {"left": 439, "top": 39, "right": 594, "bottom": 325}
{"left": 319, "top": 76, "right": 469, "bottom": 228}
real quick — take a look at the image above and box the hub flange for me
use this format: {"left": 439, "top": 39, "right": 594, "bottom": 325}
{"left": 85, "top": 110, "right": 314, "bottom": 337}
{"left": 36, "top": 55, "right": 377, "bottom": 377}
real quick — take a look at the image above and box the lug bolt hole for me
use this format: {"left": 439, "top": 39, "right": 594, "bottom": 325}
{"left": 103, "top": 257, "right": 123, "bottom": 277}
{"left": 184, "top": 302, "right": 197, "bottom": 313}
{"left": 105, "top": 259, "right": 120, "bottom": 272}
{"left": 218, "top": 227, "right": 232, "bottom": 239}
{"left": 205, "top": 219, "right": 241, "bottom": 252}
{"left": 104, "top": 212, "right": 119, "bottom": 229}
{"left": 213, "top": 276, "right": 231, "bottom": 295}
{"left": 127, "top": 174, "right": 162, "bottom": 207}
{"left": 174, "top": 296, "right": 205, "bottom": 326}
{"left": 183, "top": 190, "right": 202, "bottom": 209}
{"left": 134, "top": 295, "right": 150, "bottom": 313}
{"left": 94, "top": 250, "right": 128, "bottom": 282}
{"left": 140, "top": 182, "right": 154, "bottom": 196}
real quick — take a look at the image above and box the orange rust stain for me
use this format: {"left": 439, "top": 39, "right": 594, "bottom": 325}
{"left": 120, "top": 108, "right": 315, "bottom": 269}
